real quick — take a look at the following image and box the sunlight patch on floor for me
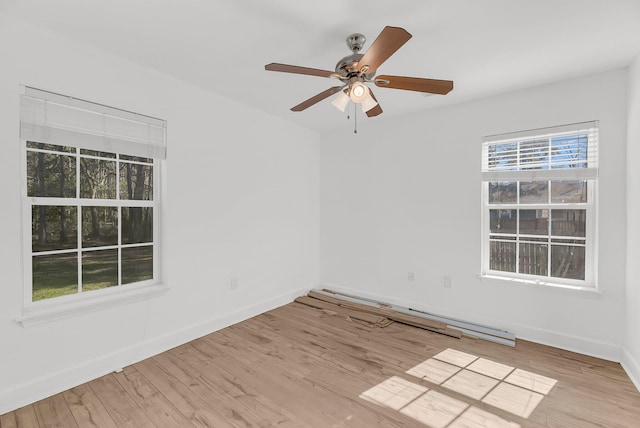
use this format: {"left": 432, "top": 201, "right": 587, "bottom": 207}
{"left": 467, "top": 358, "right": 515, "bottom": 380}
{"left": 360, "top": 376, "right": 427, "bottom": 411}
{"left": 359, "top": 348, "right": 559, "bottom": 427}
{"left": 450, "top": 406, "right": 521, "bottom": 428}
{"left": 433, "top": 348, "right": 479, "bottom": 367}
{"left": 407, "top": 358, "right": 462, "bottom": 384}
{"left": 400, "top": 390, "right": 469, "bottom": 428}
{"left": 443, "top": 369, "right": 500, "bottom": 400}
{"left": 481, "top": 382, "right": 544, "bottom": 419}
{"left": 504, "top": 368, "right": 558, "bottom": 395}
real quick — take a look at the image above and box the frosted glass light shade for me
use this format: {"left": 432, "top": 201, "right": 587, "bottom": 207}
{"left": 331, "top": 91, "right": 350, "bottom": 112}
{"left": 360, "top": 92, "right": 378, "bottom": 112}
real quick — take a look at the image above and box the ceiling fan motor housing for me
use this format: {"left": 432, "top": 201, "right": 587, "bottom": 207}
{"left": 335, "top": 33, "right": 375, "bottom": 80}
{"left": 335, "top": 53, "right": 363, "bottom": 76}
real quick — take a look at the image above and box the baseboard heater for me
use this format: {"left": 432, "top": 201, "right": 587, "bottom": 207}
{"left": 315, "top": 289, "right": 516, "bottom": 347}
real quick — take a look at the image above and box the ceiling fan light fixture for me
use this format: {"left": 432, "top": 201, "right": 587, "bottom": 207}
{"left": 349, "top": 81, "right": 369, "bottom": 103}
{"left": 331, "top": 90, "right": 350, "bottom": 112}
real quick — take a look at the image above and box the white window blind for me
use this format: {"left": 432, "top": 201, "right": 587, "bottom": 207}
{"left": 482, "top": 121, "right": 598, "bottom": 182}
{"left": 20, "top": 86, "right": 166, "bottom": 159}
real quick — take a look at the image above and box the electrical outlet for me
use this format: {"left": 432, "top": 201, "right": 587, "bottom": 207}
{"left": 443, "top": 275, "right": 452, "bottom": 288}
{"left": 408, "top": 271, "right": 415, "bottom": 282}
{"left": 230, "top": 277, "right": 238, "bottom": 290}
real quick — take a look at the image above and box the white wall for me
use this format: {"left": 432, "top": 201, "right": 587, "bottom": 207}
{"left": 0, "top": 15, "right": 320, "bottom": 414}
{"left": 320, "top": 69, "right": 628, "bottom": 361}
{"left": 623, "top": 56, "right": 640, "bottom": 389}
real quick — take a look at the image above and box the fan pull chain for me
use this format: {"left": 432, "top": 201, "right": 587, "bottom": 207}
{"left": 345, "top": 103, "right": 357, "bottom": 134}
{"left": 354, "top": 106, "right": 358, "bottom": 134}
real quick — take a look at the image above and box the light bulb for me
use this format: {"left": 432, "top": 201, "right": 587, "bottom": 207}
{"left": 349, "top": 81, "right": 369, "bottom": 103}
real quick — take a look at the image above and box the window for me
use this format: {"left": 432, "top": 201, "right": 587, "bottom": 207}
{"left": 481, "top": 122, "right": 598, "bottom": 288}
{"left": 20, "top": 87, "right": 166, "bottom": 308}
{"left": 26, "top": 143, "right": 155, "bottom": 301}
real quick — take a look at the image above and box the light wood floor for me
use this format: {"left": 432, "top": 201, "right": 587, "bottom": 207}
{"left": 2, "top": 302, "right": 640, "bottom": 427}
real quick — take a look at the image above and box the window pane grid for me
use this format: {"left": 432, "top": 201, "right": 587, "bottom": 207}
{"left": 488, "top": 205, "right": 587, "bottom": 281}
{"left": 26, "top": 140, "right": 155, "bottom": 303}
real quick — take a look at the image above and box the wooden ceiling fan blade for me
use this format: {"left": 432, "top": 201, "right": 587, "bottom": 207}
{"left": 356, "top": 26, "right": 412, "bottom": 75}
{"left": 366, "top": 89, "right": 383, "bottom": 117}
{"left": 291, "top": 86, "right": 343, "bottom": 112}
{"left": 375, "top": 75, "right": 454, "bottom": 94}
{"left": 265, "top": 63, "right": 336, "bottom": 78}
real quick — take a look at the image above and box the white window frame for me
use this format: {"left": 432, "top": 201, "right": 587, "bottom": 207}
{"left": 480, "top": 121, "right": 599, "bottom": 289}
{"left": 17, "top": 86, "right": 168, "bottom": 326}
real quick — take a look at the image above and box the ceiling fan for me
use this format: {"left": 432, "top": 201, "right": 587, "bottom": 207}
{"left": 265, "top": 26, "right": 454, "bottom": 118}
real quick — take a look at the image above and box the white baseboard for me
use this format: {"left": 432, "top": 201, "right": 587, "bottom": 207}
{"left": 0, "top": 286, "right": 310, "bottom": 416}
{"left": 318, "top": 282, "right": 622, "bottom": 362}
{"left": 621, "top": 347, "right": 640, "bottom": 393}
{"left": 512, "top": 325, "right": 621, "bottom": 362}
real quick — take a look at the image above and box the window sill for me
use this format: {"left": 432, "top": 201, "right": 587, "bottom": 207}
{"left": 479, "top": 274, "right": 601, "bottom": 295}
{"left": 17, "top": 284, "right": 169, "bottom": 328}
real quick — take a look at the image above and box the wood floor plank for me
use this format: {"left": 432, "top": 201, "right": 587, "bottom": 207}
{"left": 113, "top": 367, "right": 194, "bottom": 428}
{"left": 33, "top": 393, "right": 79, "bottom": 428}
{"left": 0, "top": 406, "right": 39, "bottom": 428}
{"left": 62, "top": 384, "right": 117, "bottom": 428}
{"left": 153, "top": 350, "right": 264, "bottom": 427}
{"left": 195, "top": 338, "right": 350, "bottom": 426}
{"left": 134, "top": 356, "right": 239, "bottom": 428}
{"left": 89, "top": 374, "right": 155, "bottom": 428}
{"left": 166, "top": 345, "right": 309, "bottom": 427}
{"left": 187, "top": 339, "right": 312, "bottom": 428}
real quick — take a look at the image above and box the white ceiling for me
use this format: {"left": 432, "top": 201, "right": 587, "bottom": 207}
{"left": 3, "top": 0, "right": 640, "bottom": 133}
